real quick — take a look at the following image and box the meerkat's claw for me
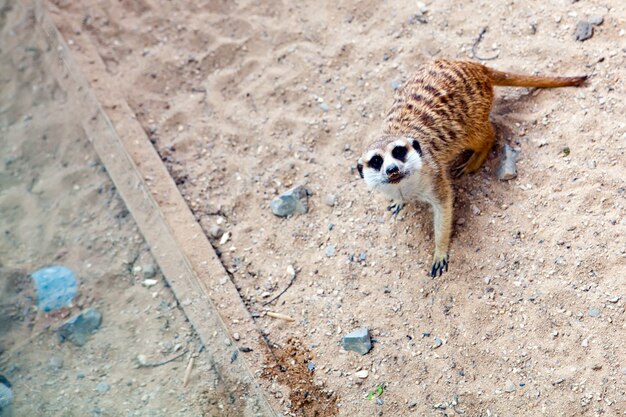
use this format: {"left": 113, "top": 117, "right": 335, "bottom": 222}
{"left": 430, "top": 255, "right": 449, "bottom": 277}
{"left": 387, "top": 202, "right": 405, "bottom": 216}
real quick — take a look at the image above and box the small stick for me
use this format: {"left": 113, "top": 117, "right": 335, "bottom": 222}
{"left": 137, "top": 350, "right": 188, "bottom": 368}
{"left": 262, "top": 273, "right": 297, "bottom": 306}
{"left": 266, "top": 311, "right": 295, "bottom": 322}
{"left": 183, "top": 355, "right": 195, "bottom": 388}
{"left": 471, "top": 26, "right": 500, "bottom": 61}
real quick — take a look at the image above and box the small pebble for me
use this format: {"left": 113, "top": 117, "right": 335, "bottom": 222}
{"left": 588, "top": 15, "right": 604, "bottom": 26}
{"left": 270, "top": 185, "right": 309, "bottom": 217}
{"left": 58, "top": 307, "right": 103, "bottom": 347}
{"left": 497, "top": 144, "right": 519, "bottom": 180}
{"left": 342, "top": 328, "right": 372, "bottom": 355}
{"left": 355, "top": 370, "right": 369, "bottom": 379}
{"left": 588, "top": 308, "right": 600, "bottom": 317}
{"left": 575, "top": 21, "right": 593, "bottom": 41}
{"left": 324, "top": 194, "right": 337, "bottom": 207}
{"left": 325, "top": 244, "right": 336, "bottom": 257}
{"left": 208, "top": 224, "right": 224, "bottom": 239}
{"left": 471, "top": 205, "right": 481, "bottom": 215}
{"left": 96, "top": 382, "right": 110, "bottom": 394}
{"left": 142, "top": 279, "right": 158, "bottom": 287}
{"left": 504, "top": 380, "right": 516, "bottom": 393}
{"left": 581, "top": 338, "right": 589, "bottom": 347}
{"left": 233, "top": 333, "right": 240, "bottom": 341}
{"left": 319, "top": 102, "right": 330, "bottom": 112}
{"left": 390, "top": 80, "right": 401, "bottom": 90}
{"left": 433, "top": 337, "right": 443, "bottom": 348}
{"left": 49, "top": 357, "right": 64, "bottom": 370}
{"left": 142, "top": 264, "right": 157, "bottom": 279}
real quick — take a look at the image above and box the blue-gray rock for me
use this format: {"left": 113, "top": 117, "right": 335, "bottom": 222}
{"left": 30, "top": 265, "right": 77, "bottom": 312}
{"left": 49, "top": 357, "right": 64, "bottom": 370}
{"left": 0, "top": 376, "right": 13, "bottom": 415}
{"left": 575, "top": 21, "right": 593, "bottom": 41}
{"left": 588, "top": 308, "right": 601, "bottom": 317}
{"left": 96, "top": 382, "right": 109, "bottom": 394}
{"left": 142, "top": 264, "right": 157, "bottom": 279}
{"left": 390, "top": 80, "right": 401, "bottom": 90}
{"left": 58, "top": 307, "right": 103, "bottom": 346}
{"left": 433, "top": 337, "right": 443, "bottom": 348}
{"left": 497, "top": 144, "right": 519, "bottom": 180}
{"left": 270, "top": 185, "right": 309, "bottom": 217}
{"left": 341, "top": 328, "right": 372, "bottom": 355}
{"left": 325, "top": 244, "right": 336, "bottom": 257}
{"left": 319, "top": 102, "right": 330, "bottom": 112}
{"left": 589, "top": 15, "right": 604, "bottom": 26}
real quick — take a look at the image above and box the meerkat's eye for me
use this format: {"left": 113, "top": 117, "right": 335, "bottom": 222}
{"left": 412, "top": 140, "right": 422, "bottom": 155}
{"left": 392, "top": 146, "right": 407, "bottom": 161}
{"left": 368, "top": 155, "right": 383, "bottom": 171}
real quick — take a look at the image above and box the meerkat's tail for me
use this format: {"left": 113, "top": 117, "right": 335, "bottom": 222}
{"left": 486, "top": 67, "right": 588, "bottom": 88}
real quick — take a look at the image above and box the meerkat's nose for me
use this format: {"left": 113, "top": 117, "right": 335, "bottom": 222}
{"left": 386, "top": 165, "right": 399, "bottom": 175}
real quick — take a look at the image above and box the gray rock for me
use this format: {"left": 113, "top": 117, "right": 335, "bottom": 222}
{"left": 588, "top": 307, "right": 600, "bottom": 317}
{"left": 575, "top": 21, "right": 593, "bottom": 41}
{"left": 588, "top": 15, "right": 604, "bottom": 26}
{"left": 504, "top": 379, "right": 516, "bottom": 393}
{"left": 324, "top": 194, "right": 337, "bottom": 207}
{"left": 359, "top": 252, "right": 367, "bottom": 262}
{"left": 325, "top": 244, "right": 336, "bottom": 257}
{"left": 208, "top": 224, "right": 225, "bottom": 239}
{"left": 49, "top": 357, "right": 64, "bottom": 370}
{"left": 497, "top": 144, "right": 519, "bottom": 180}
{"left": 319, "top": 102, "right": 330, "bottom": 112}
{"left": 0, "top": 376, "right": 13, "bottom": 414}
{"left": 270, "top": 185, "right": 309, "bottom": 217}
{"left": 58, "top": 307, "right": 103, "bottom": 346}
{"left": 142, "top": 264, "right": 157, "bottom": 279}
{"left": 96, "top": 382, "right": 109, "bottom": 394}
{"left": 342, "top": 328, "right": 372, "bottom": 355}
{"left": 390, "top": 80, "right": 402, "bottom": 90}
{"left": 433, "top": 337, "right": 443, "bottom": 348}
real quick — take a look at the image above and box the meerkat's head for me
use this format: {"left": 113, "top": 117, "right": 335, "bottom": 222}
{"left": 357, "top": 135, "right": 423, "bottom": 189}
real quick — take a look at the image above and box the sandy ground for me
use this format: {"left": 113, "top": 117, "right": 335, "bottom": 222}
{"left": 0, "top": 3, "right": 239, "bottom": 416}
{"left": 45, "top": 0, "right": 625, "bottom": 415}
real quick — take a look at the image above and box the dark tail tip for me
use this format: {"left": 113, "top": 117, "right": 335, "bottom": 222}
{"left": 573, "top": 75, "right": 589, "bottom": 86}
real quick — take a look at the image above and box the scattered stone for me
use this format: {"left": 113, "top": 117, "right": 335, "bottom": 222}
{"left": 31, "top": 265, "right": 78, "bottom": 312}
{"left": 471, "top": 205, "right": 481, "bottom": 215}
{"left": 359, "top": 252, "right": 367, "bottom": 262}
{"left": 233, "top": 332, "right": 240, "bottom": 341}
{"left": 325, "top": 244, "right": 336, "bottom": 257}
{"left": 342, "top": 328, "right": 372, "bottom": 355}
{"left": 96, "top": 382, "right": 109, "bottom": 394}
{"left": 219, "top": 231, "right": 230, "bottom": 245}
{"left": 575, "top": 21, "right": 593, "bottom": 41}
{"left": 607, "top": 296, "right": 621, "bottom": 303}
{"left": 504, "top": 380, "right": 516, "bottom": 393}
{"left": 588, "top": 15, "right": 604, "bottom": 26}
{"left": 581, "top": 338, "right": 589, "bottom": 347}
{"left": 49, "top": 357, "right": 64, "bottom": 370}
{"left": 588, "top": 308, "right": 600, "bottom": 317}
{"left": 270, "top": 185, "right": 309, "bottom": 217}
{"left": 433, "top": 337, "right": 443, "bottom": 349}
{"left": 324, "top": 194, "right": 338, "bottom": 207}
{"left": 552, "top": 378, "right": 565, "bottom": 385}
{"left": 58, "top": 307, "right": 103, "bottom": 347}
{"left": 390, "top": 80, "right": 402, "bottom": 90}
{"left": 142, "top": 264, "right": 157, "bottom": 279}
{"left": 591, "top": 364, "right": 602, "bottom": 370}
{"left": 355, "top": 370, "right": 369, "bottom": 379}
{"left": 376, "top": 398, "right": 384, "bottom": 405}
{"left": 307, "top": 362, "right": 315, "bottom": 371}
{"left": 208, "top": 224, "right": 224, "bottom": 239}
{"left": 408, "top": 401, "right": 418, "bottom": 408}
{"left": 319, "top": 102, "right": 330, "bottom": 112}
{"left": 0, "top": 376, "right": 13, "bottom": 414}
{"left": 239, "top": 347, "right": 253, "bottom": 353}
{"left": 142, "top": 279, "right": 158, "bottom": 288}
{"left": 497, "top": 144, "right": 519, "bottom": 180}
{"left": 458, "top": 370, "right": 465, "bottom": 376}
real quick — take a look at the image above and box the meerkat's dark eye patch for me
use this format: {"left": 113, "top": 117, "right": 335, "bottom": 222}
{"left": 368, "top": 155, "right": 383, "bottom": 171}
{"left": 412, "top": 140, "right": 422, "bottom": 155}
{"left": 392, "top": 146, "right": 407, "bottom": 161}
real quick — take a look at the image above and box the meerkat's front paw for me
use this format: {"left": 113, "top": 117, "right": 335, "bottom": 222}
{"left": 387, "top": 202, "right": 405, "bottom": 216}
{"left": 431, "top": 252, "right": 449, "bottom": 277}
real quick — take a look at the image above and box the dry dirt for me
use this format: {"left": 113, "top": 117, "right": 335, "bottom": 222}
{"left": 0, "top": 2, "right": 242, "bottom": 415}
{"left": 46, "top": 0, "right": 625, "bottom": 415}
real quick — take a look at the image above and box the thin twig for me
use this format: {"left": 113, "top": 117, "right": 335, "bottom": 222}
{"left": 266, "top": 311, "right": 295, "bottom": 322}
{"left": 136, "top": 349, "right": 188, "bottom": 368}
{"left": 262, "top": 273, "right": 297, "bottom": 306}
{"left": 471, "top": 26, "right": 500, "bottom": 61}
{"left": 183, "top": 355, "right": 195, "bottom": 387}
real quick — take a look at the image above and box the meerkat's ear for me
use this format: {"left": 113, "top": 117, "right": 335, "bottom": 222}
{"left": 412, "top": 139, "right": 422, "bottom": 156}
{"left": 357, "top": 159, "right": 364, "bottom": 178}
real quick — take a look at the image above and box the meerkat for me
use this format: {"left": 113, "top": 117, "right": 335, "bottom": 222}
{"left": 357, "top": 59, "right": 586, "bottom": 277}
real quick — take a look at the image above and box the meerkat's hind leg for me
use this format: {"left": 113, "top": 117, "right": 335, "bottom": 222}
{"left": 460, "top": 123, "right": 496, "bottom": 175}
{"left": 451, "top": 149, "right": 476, "bottom": 178}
